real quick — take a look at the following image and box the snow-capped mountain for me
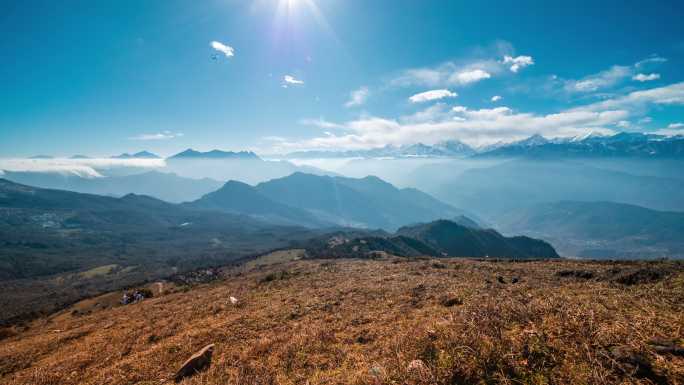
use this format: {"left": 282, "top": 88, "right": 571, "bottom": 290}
{"left": 476, "top": 132, "right": 684, "bottom": 158}
{"left": 284, "top": 140, "right": 475, "bottom": 159}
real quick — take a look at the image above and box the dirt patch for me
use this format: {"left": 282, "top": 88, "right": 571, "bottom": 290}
{"left": 556, "top": 270, "right": 595, "bottom": 279}
{"left": 613, "top": 268, "right": 672, "bottom": 286}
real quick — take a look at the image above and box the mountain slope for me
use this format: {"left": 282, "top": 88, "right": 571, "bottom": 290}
{"left": 496, "top": 201, "right": 684, "bottom": 258}
{"left": 429, "top": 159, "right": 684, "bottom": 218}
{"left": 0, "top": 178, "right": 320, "bottom": 323}
{"left": 0, "top": 178, "right": 314, "bottom": 280}
{"left": 186, "top": 180, "right": 330, "bottom": 227}
{"left": 299, "top": 219, "right": 557, "bottom": 259}
{"left": 3, "top": 258, "right": 682, "bottom": 385}
{"left": 255, "top": 172, "right": 466, "bottom": 230}
{"left": 396, "top": 220, "right": 558, "bottom": 258}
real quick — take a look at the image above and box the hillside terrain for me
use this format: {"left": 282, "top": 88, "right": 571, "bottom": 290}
{"left": 496, "top": 201, "right": 684, "bottom": 258}
{"left": 0, "top": 178, "right": 556, "bottom": 325}
{"left": 0, "top": 179, "right": 319, "bottom": 324}
{"left": 186, "top": 180, "right": 331, "bottom": 228}
{"left": 297, "top": 220, "right": 558, "bottom": 259}
{"left": 425, "top": 159, "right": 684, "bottom": 216}
{"left": 0, "top": 257, "right": 682, "bottom": 385}
{"left": 254, "top": 173, "right": 467, "bottom": 230}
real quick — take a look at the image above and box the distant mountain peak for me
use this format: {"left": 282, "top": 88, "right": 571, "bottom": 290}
{"left": 513, "top": 134, "right": 549, "bottom": 147}
{"left": 396, "top": 219, "right": 558, "bottom": 258}
{"left": 476, "top": 131, "right": 684, "bottom": 159}
{"left": 284, "top": 141, "right": 474, "bottom": 159}
{"left": 111, "top": 151, "right": 160, "bottom": 159}
{"left": 168, "top": 148, "right": 260, "bottom": 160}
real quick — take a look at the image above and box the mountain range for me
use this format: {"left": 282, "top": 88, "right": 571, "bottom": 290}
{"left": 300, "top": 219, "right": 558, "bottom": 259}
{"left": 111, "top": 151, "right": 161, "bottom": 159}
{"left": 167, "top": 149, "right": 260, "bottom": 160}
{"left": 0, "top": 178, "right": 312, "bottom": 281}
{"left": 284, "top": 140, "right": 475, "bottom": 159}
{"left": 282, "top": 132, "right": 684, "bottom": 159}
{"left": 189, "top": 172, "right": 469, "bottom": 230}
{"left": 475, "top": 132, "right": 684, "bottom": 159}
{"left": 0, "top": 177, "right": 557, "bottom": 323}
{"left": 397, "top": 220, "right": 559, "bottom": 258}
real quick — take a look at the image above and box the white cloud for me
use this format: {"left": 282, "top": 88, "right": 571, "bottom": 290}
{"left": 633, "top": 73, "right": 660, "bottom": 82}
{"left": 275, "top": 82, "right": 684, "bottom": 151}
{"left": 299, "top": 117, "right": 344, "bottom": 129}
{"left": 503, "top": 55, "right": 534, "bottom": 72}
{"left": 615, "top": 120, "right": 631, "bottom": 128}
{"left": 129, "top": 131, "right": 184, "bottom": 141}
{"left": 210, "top": 41, "right": 234, "bottom": 58}
{"left": 635, "top": 55, "right": 667, "bottom": 68}
{"left": 463, "top": 106, "right": 513, "bottom": 120}
{"left": 276, "top": 103, "right": 625, "bottom": 151}
{"left": 578, "top": 81, "right": 684, "bottom": 112}
{"left": 345, "top": 86, "right": 369, "bottom": 107}
{"left": 400, "top": 103, "right": 454, "bottom": 124}
{"left": 654, "top": 128, "right": 684, "bottom": 136}
{"left": 638, "top": 116, "right": 653, "bottom": 124}
{"left": 491, "top": 95, "right": 503, "bottom": 102}
{"left": 409, "top": 89, "right": 457, "bottom": 103}
{"left": 0, "top": 158, "right": 165, "bottom": 178}
{"left": 567, "top": 65, "right": 632, "bottom": 92}
{"left": 283, "top": 75, "right": 304, "bottom": 85}
{"left": 390, "top": 60, "right": 502, "bottom": 88}
{"left": 668, "top": 122, "right": 684, "bottom": 129}
{"left": 450, "top": 69, "right": 491, "bottom": 85}
{"left": 556, "top": 58, "right": 666, "bottom": 95}
{"left": 389, "top": 43, "right": 532, "bottom": 88}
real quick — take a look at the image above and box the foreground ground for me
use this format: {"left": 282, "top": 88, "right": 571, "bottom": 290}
{"left": 0, "top": 255, "right": 683, "bottom": 385}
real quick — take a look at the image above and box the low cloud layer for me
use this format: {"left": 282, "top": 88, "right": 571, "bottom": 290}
{"left": 0, "top": 158, "right": 166, "bottom": 178}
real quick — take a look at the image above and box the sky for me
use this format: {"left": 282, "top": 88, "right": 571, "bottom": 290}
{"left": 2, "top": 0, "right": 684, "bottom": 157}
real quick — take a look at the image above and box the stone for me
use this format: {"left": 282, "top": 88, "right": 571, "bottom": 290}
{"left": 174, "top": 343, "right": 215, "bottom": 382}
{"left": 407, "top": 359, "right": 427, "bottom": 371}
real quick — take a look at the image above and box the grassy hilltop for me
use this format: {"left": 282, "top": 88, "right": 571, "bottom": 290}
{"left": 0, "top": 256, "right": 682, "bottom": 385}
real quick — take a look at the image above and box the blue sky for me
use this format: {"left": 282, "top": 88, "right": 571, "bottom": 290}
{"left": 2, "top": 0, "right": 684, "bottom": 157}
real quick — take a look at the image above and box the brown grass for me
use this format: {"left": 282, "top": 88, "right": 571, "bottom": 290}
{"left": 0, "top": 257, "right": 682, "bottom": 385}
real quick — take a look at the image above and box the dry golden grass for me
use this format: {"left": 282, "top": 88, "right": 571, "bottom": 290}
{"left": 0, "top": 257, "right": 682, "bottom": 385}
